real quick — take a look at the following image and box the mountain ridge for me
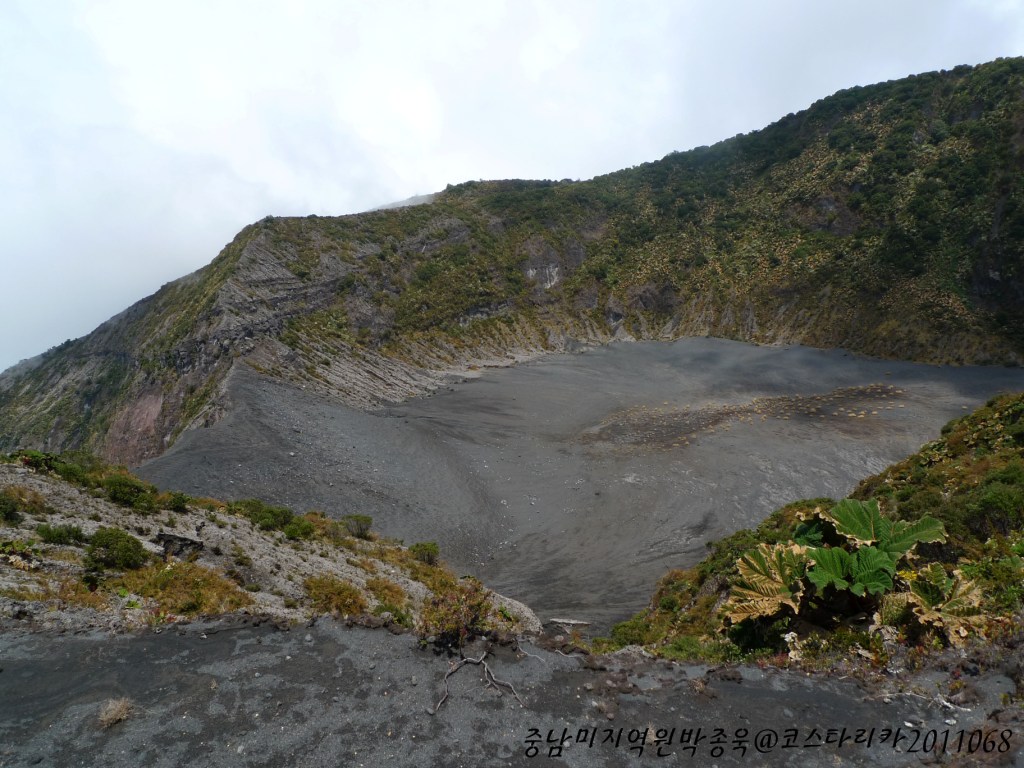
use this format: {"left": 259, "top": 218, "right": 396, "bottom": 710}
{"left": 3, "top": 57, "right": 1024, "bottom": 464}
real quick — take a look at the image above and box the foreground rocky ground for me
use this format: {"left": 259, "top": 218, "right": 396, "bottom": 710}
{"left": 1, "top": 617, "right": 1022, "bottom": 768}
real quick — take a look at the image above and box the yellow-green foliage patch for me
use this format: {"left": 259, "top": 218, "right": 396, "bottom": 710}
{"left": 118, "top": 562, "right": 254, "bottom": 616}
{"left": 365, "top": 576, "right": 406, "bottom": 606}
{"left": 419, "top": 577, "right": 494, "bottom": 649}
{"left": 303, "top": 574, "right": 367, "bottom": 616}
{"left": 43, "top": 576, "right": 112, "bottom": 611}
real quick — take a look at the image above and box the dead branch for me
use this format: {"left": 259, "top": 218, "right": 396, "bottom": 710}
{"left": 431, "top": 651, "right": 525, "bottom": 713}
{"left": 514, "top": 641, "right": 545, "bottom": 663}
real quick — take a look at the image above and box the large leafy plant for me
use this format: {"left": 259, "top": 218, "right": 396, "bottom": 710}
{"left": 726, "top": 499, "right": 946, "bottom": 625}
{"left": 905, "top": 563, "right": 985, "bottom": 646}
{"left": 726, "top": 543, "right": 808, "bottom": 623}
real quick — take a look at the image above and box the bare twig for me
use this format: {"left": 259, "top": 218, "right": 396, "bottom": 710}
{"left": 479, "top": 659, "right": 526, "bottom": 707}
{"left": 514, "top": 642, "right": 545, "bottom": 663}
{"left": 431, "top": 651, "right": 526, "bottom": 712}
{"left": 431, "top": 655, "right": 477, "bottom": 714}
{"left": 936, "top": 694, "right": 971, "bottom": 712}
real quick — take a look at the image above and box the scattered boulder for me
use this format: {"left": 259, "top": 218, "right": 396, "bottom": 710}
{"left": 154, "top": 533, "right": 204, "bottom": 559}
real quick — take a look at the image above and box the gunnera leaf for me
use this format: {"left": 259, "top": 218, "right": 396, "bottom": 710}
{"left": 805, "top": 546, "right": 852, "bottom": 593}
{"left": 822, "top": 499, "right": 946, "bottom": 560}
{"left": 908, "top": 562, "right": 951, "bottom": 609}
{"left": 821, "top": 499, "right": 885, "bottom": 546}
{"left": 878, "top": 517, "right": 946, "bottom": 559}
{"left": 793, "top": 519, "right": 825, "bottom": 546}
{"left": 908, "top": 565, "right": 984, "bottom": 646}
{"left": 849, "top": 546, "right": 897, "bottom": 596}
{"left": 806, "top": 545, "right": 897, "bottom": 597}
{"left": 725, "top": 543, "right": 807, "bottom": 623}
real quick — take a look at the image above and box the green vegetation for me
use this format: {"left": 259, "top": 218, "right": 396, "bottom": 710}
{"left": 418, "top": 577, "right": 495, "bottom": 649}
{"left": 4, "top": 451, "right": 191, "bottom": 516}
{"left": 409, "top": 541, "right": 439, "bottom": 565}
{"left": 0, "top": 484, "right": 48, "bottom": 523}
{"left": 724, "top": 499, "right": 945, "bottom": 623}
{"left": 304, "top": 574, "right": 368, "bottom": 616}
{"left": 230, "top": 498, "right": 294, "bottom": 531}
{"left": 165, "top": 492, "right": 189, "bottom": 513}
{"left": 86, "top": 528, "right": 148, "bottom": 570}
{"left": 602, "top": 391, "right": 1024, "bottom": 661}
{"left": 0, "top": 491, "right": 23, "bottom": 525}
{"left": 365, "top": 575, "right": 409, "bottom": 627}
{"left": 365, "top": 576, "right": 406, "bottom": 605}
{"left": 341, "top": 514, "right": 373, "bottom": 539}
{"left": 0, "top": 538, "right": 38, "bottom": 561}
{"left": 118, "top": 561, "right": 254, "bottom": 616}
{"left": 1, "top": 452, "right": 528, "bottom": 635}
{"left": 103, "top": 473, "right": 158, "bottom": 510}
{"left": 36, "top": 523, "right": 87, "bottom": 546}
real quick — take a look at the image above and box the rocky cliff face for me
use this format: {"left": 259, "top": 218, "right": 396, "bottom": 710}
{"left": 3, "top": 59, "right": 1024, "bottom": 464}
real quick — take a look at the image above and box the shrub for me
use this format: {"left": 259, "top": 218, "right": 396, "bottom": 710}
{"left": 36, "top": 523, "right": 87, "bottom": 546}
{"left": 119, "top": 562, "right": 254, "bottom": 615}
{"left": 103, "top": 474, "right": 155, "bottom": 509}
{"left": 53, "top": 461, "right": 89, "bottom": 486}
{"left": 341, "top": 514, "right": 373, "bottom": 539}
{"left": 609, "top": 616, "right": 651, "bottom": 647}
{"left": 419, "top": 577, "right": 493, "bottom": 649}
{"left": 658, "top": 595, "right": 679, "bottom": 612}
{"left": 1006, "top": 420, "right": 1024, "bottom": 446}
{"left": 318, "top": 518, "right": 351, "bottom": 545}
{"left": 87, "top": 528, "right": 148, "bottom": 570}
{"left": 283, "top": 516, "right": 315, "bottom": 540}
{"left": 663, "top": 635, "right": 743, "bottom": 663}
{"left": 163, "top": 491, "right": 190, "bottom": 513}
{"left": 970, "top": 483, "right": 1024, "bottom": 536}
{"left": 52, "top": 451, "right": 106, "bottom": 488}
{"left": 0, "top": 491, "right": 23, "bottom": 525}
{"left": 231, "top": 499, "right": 295, "bottom": 531}
{"left": 0, "top": 485, "right": 48, "bottom": 522}
{"left": 15, "top": 450, "right": 54, "bottom": 472}
{"left": 366, "top": 577, "right": 406, "bottom": 606}
{"left": 409, "top": 541, "right": 439, "bottom": 565}
{"left": 304, "top": 575, "right": 367, "bottom": 615}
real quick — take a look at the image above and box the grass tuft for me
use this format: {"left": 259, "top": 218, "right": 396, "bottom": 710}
{"left": 98, "top": 697, "right": 134, "bottom": 729}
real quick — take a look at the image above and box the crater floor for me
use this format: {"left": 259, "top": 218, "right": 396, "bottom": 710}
{"left": 138, "top": 338, "right": 1024, "bottom": 629}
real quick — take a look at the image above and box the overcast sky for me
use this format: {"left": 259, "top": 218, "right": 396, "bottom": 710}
{"left": 2, "top": 0, "right": 1023, "bottom": 372}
